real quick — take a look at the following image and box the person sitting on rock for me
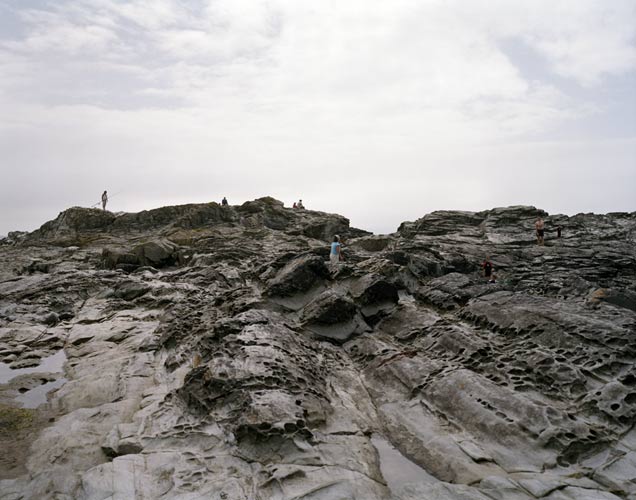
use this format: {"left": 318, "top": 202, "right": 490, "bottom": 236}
{"left": 293, "top": 202, "right": 297, "bottom": 209}
{"left": 330, "top": 235, "right": 341, "bottom": 271}
{"left": 221, "top": 197, "right": 228, "bottom": 206}
{"left": 535, "top": 217, "right": 545, "bottom": 245}
{"left": 297, "top": 199, "right": 305, "bottom": 209}
{"left": 101, "top": 190, "right": 108, "bottom": 211}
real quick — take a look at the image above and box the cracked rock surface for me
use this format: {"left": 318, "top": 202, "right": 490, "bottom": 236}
{"left": 0, "top": 198, "right": 635, "bottom": 499}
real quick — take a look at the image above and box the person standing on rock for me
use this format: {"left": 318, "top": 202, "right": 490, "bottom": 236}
{"left": 556, "top": 225, "right": 562, "bottom": 238}
{"left": 221, "top": 197, "right": 228, "bottom": 206}
{"left": 101, "top": 190, "right": 108, "bottom": 211}
{"left": 535, "top": 217, "right": 545, "bottom": 245}
{"left": 330, "top": 235, "right": 341, "bottom": 271}
{"left": 482, "top": 257, "right": 494, "bottom": 282}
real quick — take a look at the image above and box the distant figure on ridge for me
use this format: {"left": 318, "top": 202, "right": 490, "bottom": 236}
{"left": 101, "top": 190, "right": 108, "bottom": 211}
{"left": 297, "top": 199, "right": 305, "bottom": 209}
{"left": 482, "top": 256, "right": 495, "bottom": 282}
{"left": 221, "top": 197, "right": 228, "bottom": 206}
{"left": 292, "top": 202, "right": 298, "bottom": 209}
{"left": 330, "top": 235, "right": 341, "bottom": 271}
{"left": 535, "top": 217, "right": 545, "bottom": 245}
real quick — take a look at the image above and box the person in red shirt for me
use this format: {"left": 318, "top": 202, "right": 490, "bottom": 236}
{"left": 482, "top": 257, "right": 495, "bottom": 283}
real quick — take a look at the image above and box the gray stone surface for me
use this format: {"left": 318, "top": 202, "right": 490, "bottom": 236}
{"left": 0, "top": 200, "right": 635, "bottom": 499}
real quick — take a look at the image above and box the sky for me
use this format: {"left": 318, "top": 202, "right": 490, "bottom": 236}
{"left": 1, "top": 0, "right": 635, "bottom": 236}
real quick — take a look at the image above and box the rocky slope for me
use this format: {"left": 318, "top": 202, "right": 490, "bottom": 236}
{"left": 0, "top": 198, "right": 635, "bottom": 500}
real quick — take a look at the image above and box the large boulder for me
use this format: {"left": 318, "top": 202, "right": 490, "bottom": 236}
{"left": 349, "top": 273, "right": 400, "bottom": 319}
{"left": 101, "top": 248, "right": 140, "bottom": 271}
{"left": 0, "top": 231, "right": 28, "bottom": 246}
{"left": 301, "top": 291, "right": 367, "bottom": 341}
{"left": 301, "top": 291, "right": 357, "bottom": 325}
{"left": 133, "top": 239, "right": 179, "bottom": 267}
{"left": 26, "top": 207, "right": 116, "bottom": 245}
{"left": 101, "top": 239, "right": 180, "bottom": 271}
{"left": 350, "top": 235, "right": 393, "bottom": 252}
{"left": 238, "top": 197, "right": 292, "bottom": 230}
{"left": 265, "top": 254, "right": 330, "bottom": 297}
{"left": 302, "top": 215, "right": 352, "bottom": 242}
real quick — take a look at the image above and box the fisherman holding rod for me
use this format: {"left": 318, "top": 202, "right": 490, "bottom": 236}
{"left": 91, "top": 190, "right": 120, "bottom": 210}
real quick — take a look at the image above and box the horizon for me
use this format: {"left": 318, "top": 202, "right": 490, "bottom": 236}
{"left": 1, "top": 1, "right": 635, "bottom": 237}
{"left": 2, "top": 196, "right": 635, "bottom": 239}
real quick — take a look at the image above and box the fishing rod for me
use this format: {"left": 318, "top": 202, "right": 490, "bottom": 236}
{"left": 90, "top": 191, "right": 123, "bottom": 208}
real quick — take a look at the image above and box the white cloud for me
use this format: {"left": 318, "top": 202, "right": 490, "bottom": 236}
{"left": 9, "top": 7, "right": 117, "bottom": 54}
{"left": 4, "top": 1, "right": 634, "bottom": 109}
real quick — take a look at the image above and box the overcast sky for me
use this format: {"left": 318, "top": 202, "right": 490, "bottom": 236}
{"left": 1, "top": 0, "right": 635, "bottom": 236}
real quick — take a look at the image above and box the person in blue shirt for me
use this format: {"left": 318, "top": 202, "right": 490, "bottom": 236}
{"left": 330, "top": 235, "right": 341, "bottom": 271}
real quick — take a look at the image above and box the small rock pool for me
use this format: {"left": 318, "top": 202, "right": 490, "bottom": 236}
{"left": 0, "top": 350, "right": 67, "bottom": 408}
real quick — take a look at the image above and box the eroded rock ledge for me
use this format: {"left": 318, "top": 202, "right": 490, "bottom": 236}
{"left": 0, "top": 199, "right": 635, "bottom": 499}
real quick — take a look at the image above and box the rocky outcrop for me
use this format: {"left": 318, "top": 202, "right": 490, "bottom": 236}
{"left": 264, "top": 254, "right": 330, "bottom": 297}
{"left": 26, "top": 207, "right": 117, "bottom": 246}
{"left": 0, "top": 231, "right": 28, "bottom": 246}
{"left": 21, "top": 197, "right": 368, "bottom": 249}
{"left": 0, "top": 200, "right": 635, "bottom": 500}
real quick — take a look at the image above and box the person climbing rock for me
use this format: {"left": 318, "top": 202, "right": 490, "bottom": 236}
{"left": 221, "top": 197, "right": 228, "bottom": 206}
{"left": 483, "top": 256, "right": 494, "bottom": 281}
{"left": 330, "top": 235, "right": 341, "bottom": 271}
{"left": 556, "top": 225, "right": 562, "bottom": 238}
{"left": 535, "top": 217, "right": 545, "bottom": 245}
{"left": 101, "top": 190, "right": 108, "bottom": 211}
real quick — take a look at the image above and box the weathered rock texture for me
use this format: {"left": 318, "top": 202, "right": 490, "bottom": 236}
{"left": 0, "top": 199, "right": 635, "bottom": 500}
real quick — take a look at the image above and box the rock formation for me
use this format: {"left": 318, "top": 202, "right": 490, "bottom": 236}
{"left": 0, "top": 198, "right": 635, "bottom": 499}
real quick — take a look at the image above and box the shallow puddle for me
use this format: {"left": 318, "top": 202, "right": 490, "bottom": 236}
{"left": 16, "top": 378, "right": 67, "bottom": 408}
{"left": 371, "top": 434, "right": 437, "bottom": 492}
{"left": 0, "top": 350, "right": 67, "bottom": 385}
